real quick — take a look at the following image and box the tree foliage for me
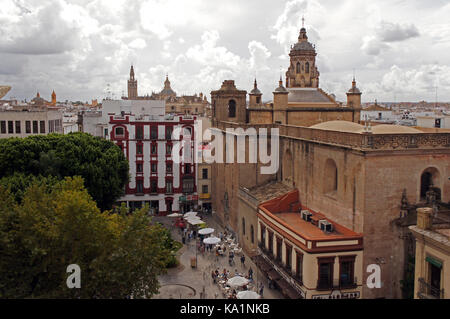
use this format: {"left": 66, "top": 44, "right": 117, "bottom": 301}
{"left": 0, "top": 133, "right": 129, "bottom": 210}
{"left": 0, "top": 177, "right": 173, "bottom": 298}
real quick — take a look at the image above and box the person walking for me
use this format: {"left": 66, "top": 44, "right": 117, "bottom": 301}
{"left": 211, "top": 270, "right": 217, "bottom": 284}
{"left": 259, "top": 282, "right": 264, "bottom": 297}
{"left": 248, "top": 267, "right": 253, "bottom": 280}
{"left": 240, "top": 255, "right": 245, "bottom": 267}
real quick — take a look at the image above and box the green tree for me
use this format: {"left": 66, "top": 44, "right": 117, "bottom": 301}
{"left": 0, "top": 177, "right": 170, "bottom": 298}
{"left": 0, "top": 133, "right": 129, "bottom": 210}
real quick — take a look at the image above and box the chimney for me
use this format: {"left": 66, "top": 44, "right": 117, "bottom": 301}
{"left": 416, "top": 207, "right": 433, "bottom": 230}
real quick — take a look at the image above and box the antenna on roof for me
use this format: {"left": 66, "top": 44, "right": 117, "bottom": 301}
{"left": 302, "top": 15, "right": 305, "bottom": 28}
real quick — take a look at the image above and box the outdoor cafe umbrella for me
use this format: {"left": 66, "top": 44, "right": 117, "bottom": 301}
{"left": 188, "top": 219, "right": 204, "bottom": 226}
{"left": 237, "top": 291, "right": 260, "bottom": 299}
{"left": 227, "top": 276, "right": 249, "bottom": 287}
{"left": 203, "top": 236, "right": 221, "bottom": 245}
{"left": 184, "top": 212, "right": 197, "bottom": 218}
{"left": 198, "top": 228, "right": 215, "bottom": 235}
{"left": 167, "top": 213, "right": 182, "bottom": 218}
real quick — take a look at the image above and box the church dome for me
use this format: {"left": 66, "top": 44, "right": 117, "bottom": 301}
{"left": 310, "top": 121, "right": 364, "bottom": 133}
{"left": 250, "top": 88, "right": 262, "bottom": 95}
{"left": 348, "top": 86, "right": 361, "bottom": 94}
{"left": 292, "top": 41, "right": 315, "bottom": 52}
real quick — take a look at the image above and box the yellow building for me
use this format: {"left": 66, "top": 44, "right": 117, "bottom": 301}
{"left": 410, "top": 208, "right": 450, "bottom": 299}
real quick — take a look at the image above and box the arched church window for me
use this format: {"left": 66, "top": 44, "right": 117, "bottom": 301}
{"left": 296, "top": 62, "right": 301, "bottom": 73}
{"left": 305, "top": 62, "right": 310, "bottom": 73}
{"left": 228, "top": 100, "right": 236, "bottom": 118}
{"left": 420, "top": 168, "right": 441, "bottom": 201}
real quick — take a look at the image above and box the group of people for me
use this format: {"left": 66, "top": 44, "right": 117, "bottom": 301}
{"left": 210, "top": 266, "right": 264, "bottom": 298}
{"left": 181, "top": 227, "right": 196, "bottom": 244}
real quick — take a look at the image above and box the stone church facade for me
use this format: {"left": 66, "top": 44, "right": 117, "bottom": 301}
{"left": 210, "top": 26, "right": 450, "bottom": 299}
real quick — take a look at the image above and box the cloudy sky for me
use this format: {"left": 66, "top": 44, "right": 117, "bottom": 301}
{"left": 1, "top": 0, "right": 450, "bottom": 103}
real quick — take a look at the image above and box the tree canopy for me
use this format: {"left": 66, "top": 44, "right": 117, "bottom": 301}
{"left": 0, "top": 132, "right": 129, "bottom": 210}
{"left": 0, "top": 177, "right": 174, "bottom": 298}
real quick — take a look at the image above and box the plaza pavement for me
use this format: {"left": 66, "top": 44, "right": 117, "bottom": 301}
{"left": 152, "top": 213, "right": 284, "bottom": 299}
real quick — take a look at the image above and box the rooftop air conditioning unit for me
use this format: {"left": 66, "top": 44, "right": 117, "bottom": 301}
{"left": 301, "top": 210, "right": 312, "bottom": 222}
{"left": 319, "top": 220, "right": 333, "bottom": 233}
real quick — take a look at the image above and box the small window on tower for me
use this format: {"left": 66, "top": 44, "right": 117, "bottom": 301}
{"left": 296, "top": 62, "right": 301, "bottom": 73}
{"left": 228, "top": 100, "right": 236, "bottom": 118}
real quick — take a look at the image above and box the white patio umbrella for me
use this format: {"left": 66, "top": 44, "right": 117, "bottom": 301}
{"left": 198, "top": 228, "right": 215, "bottom": 235}
{"left": 227, "top": 276, "right": 249, "bottom": 287}
{"left": 167, "top": 213, "right": 182, "bottom": 218}
{"left": 237, "top": 291, "right": 260, "bottom": 299}
{"left": 188, "top": 219, "right": 204, "bottom": 225}
{"left": 203, "top": 236, "right": 221, "bottom": 245}
{"left": 184, "top": 212, "right": 197, "bottom": 218}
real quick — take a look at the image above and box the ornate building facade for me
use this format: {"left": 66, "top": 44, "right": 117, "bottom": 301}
{"left": 106, "top": 99, "right": 198, "bottom": 215}
{"left": 210, "top": 25, "right": 450, "bottom": 299}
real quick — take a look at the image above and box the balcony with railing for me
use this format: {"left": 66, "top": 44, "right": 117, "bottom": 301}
{"left": 316, "top": 278, "right": 358, "bottom": 291}
{"left": 418, "top": 278, "right": 444, "bottom": 299}
{"left": 257, "top": 244, "right": 305, "bottom": 296}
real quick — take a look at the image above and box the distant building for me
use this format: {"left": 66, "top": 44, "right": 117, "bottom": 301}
{"left": 0, "top": 104, "right": 63, "bottom": 138}
{"left": 360, "top": 101, "right": 393, "bottom": 122}
{"left": 410, "top": 208, "right": 449, "bottom": 299}
{"left": 77, "top": 110, "right": 106, "bottom": 138}
{"left": 122, "top": 65, "right": 210, "bottom": 116}
{"left": 417, "top": 116, "right": 450, "bottom": 130}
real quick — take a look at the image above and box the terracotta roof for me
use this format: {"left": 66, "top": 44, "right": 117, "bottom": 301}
{"left": 259, "top": 189, "right": 363, "bottom": 241}
{"left": 246, "top": 181, "right": 294, "bottom": 203}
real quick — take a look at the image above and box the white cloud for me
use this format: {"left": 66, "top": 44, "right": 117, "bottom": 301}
{"left": 248, "top": 41, "right": 271, "bottom": 71}
{"left": 361, "top": 35, "right": 391, "bottom": 56}
{"left": 376, "top": 21, "right": 420, "bottom": 42}
{"left": 186, "top": 30, "right": 241, "bottom": 68}
{"left": 129, "top": 38, "right": 147, "bottom": 49}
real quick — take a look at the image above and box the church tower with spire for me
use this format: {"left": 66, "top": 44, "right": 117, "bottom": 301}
{"left": 127, "top": 65, "right": 138, "bottom": 99}
{"left": 346, "top": 76, "right": 362, "bottom": 109}
{"left": 285, "top": 18, "right": 320, "bottom": 88}
{"left": 249, "top": 79, "right": 262, "bottom": 107}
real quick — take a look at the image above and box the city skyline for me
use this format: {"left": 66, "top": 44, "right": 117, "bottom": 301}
{"left": 1, "top": 0, "right": 450, "bottom": 103}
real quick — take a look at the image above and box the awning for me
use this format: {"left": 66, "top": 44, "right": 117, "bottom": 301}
{"left": 276, "top": 278, "right": 303, "bottom": 299}
{"left": 254, "top": 256, "right": 272, "bottom": 273}
{"left": 267, "top": 269, "right": 281, "bottom": 281}
{"left": 426, "top": 256, "right": 443, "bottom": 269}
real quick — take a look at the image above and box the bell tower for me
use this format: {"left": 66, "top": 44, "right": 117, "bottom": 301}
{"left": 211, "top": 80, "right": 247, "bottom": 124}
{"left": 127, "top": 65, "right": 138, "bottom": 99}
{"left": 285, "top": 18, "right": 320, "bottom": 88}
{"left": 346, "top": 77, "right": 362, "bottom": 109}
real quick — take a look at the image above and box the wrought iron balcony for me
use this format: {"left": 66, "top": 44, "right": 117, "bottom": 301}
{"left": 317, "top": 278, "right": 358, "bottom": 291}
{"left": 418, "top": 278, "right": 444, "bottom": 299}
